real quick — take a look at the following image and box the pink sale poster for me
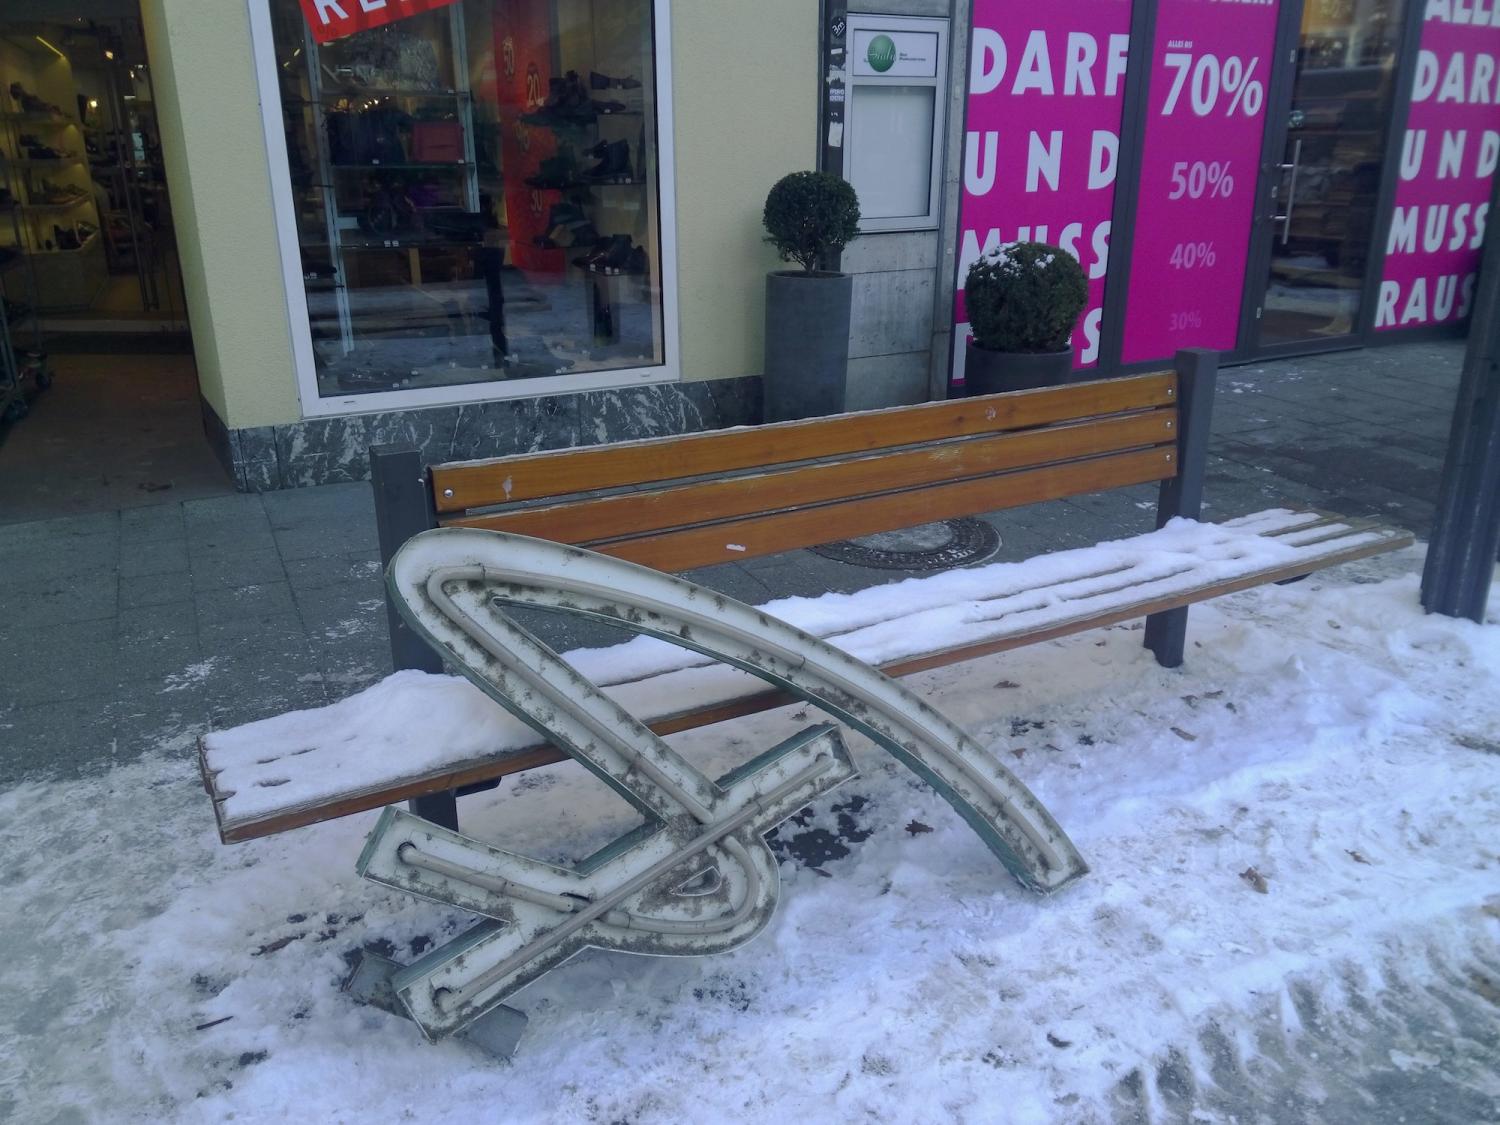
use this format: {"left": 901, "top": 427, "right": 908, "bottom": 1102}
{"left": 1121, "top": 0, "right": 1280, "bottom": 364}
{"left": 954, "top": 0, "right": 1134, "bottom": 376}
{"left": 1377, "top": 8, "right": 1500, "bottom": 332}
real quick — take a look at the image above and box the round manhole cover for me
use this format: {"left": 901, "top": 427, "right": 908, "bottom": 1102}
{"left": 810, "top": 518, "right": 1000, "bottom": 572}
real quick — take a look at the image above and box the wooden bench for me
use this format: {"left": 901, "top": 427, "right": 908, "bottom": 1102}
{"left": 200, "top": 350, "right": 1412, "bottom": 844}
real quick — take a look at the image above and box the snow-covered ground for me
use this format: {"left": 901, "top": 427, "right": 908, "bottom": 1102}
{"left": 2, "top": 547, "right": 1498, "bottom": 1123}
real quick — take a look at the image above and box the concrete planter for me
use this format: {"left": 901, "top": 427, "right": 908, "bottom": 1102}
{"left": 965, "top": 341, "right": 1074, "bottom": 396}
{"left": 763, "top": 270, "right": 854, "bottom": 422}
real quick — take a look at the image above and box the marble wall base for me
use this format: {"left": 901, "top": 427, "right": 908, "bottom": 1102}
{"left": 207, "top": 377, "right": 763, "bottom": 493}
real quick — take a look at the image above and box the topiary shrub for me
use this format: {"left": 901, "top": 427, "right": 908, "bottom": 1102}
{"left": 966, "top": 242, "right": 1088, "bottom": 353}
{"left": 763, "top": 171, "right": 861, "bottom": 274}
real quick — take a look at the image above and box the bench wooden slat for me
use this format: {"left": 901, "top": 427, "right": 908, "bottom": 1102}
{"left": 446, "top": 412, "right": 1177, "bottom": 546}
{"left": 430, "top": 372, "right": 1179, "bottom": 512}
{"left": 204, "top": 511, "right": 1412, "bottom": 843}
{"left": 557, "top": 445, "right": 1177, "bottom": 571}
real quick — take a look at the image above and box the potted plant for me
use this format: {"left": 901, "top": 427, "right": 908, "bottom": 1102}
{"left": 964, "top": 241, "right": 1088, "bottom": 395}
{"left": 761, "top": 171, "right": 861, "bottom": 421}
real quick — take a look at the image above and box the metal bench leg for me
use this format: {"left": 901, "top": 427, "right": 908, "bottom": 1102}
{"left": 408, "top": 792, "right": 459, "bottom": 830}
{"left": 372, "top": 444, "right": 460, "bottom": 829}
{"left": 1144, "top": 608, "right": 1189, "bottom": 669}
{"left": 1145, "top": 349, "right": 1218, "bottom": 669}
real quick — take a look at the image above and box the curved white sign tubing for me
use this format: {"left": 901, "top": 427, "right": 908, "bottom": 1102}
{"left": 359, "top": 528, "right": 1087, "bottom": 1040}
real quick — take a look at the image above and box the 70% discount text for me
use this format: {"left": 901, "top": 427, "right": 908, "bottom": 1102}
{"left": 1158, "top": 54, "right": 1265, "bottom": 276}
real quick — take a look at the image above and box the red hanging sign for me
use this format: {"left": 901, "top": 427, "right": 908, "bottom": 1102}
{"left": 298, "top": 0, "right": 461, "bottom": 46}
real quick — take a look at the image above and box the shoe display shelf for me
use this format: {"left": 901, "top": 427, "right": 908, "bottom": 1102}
{"left": 282, "top": 7, "right": 484, "bottom": 361}
{"left": 0, "top": 70, "right": 106, "bottom": 312}
{"left": 521, "top": 71, "right": 653, "bottom": 348}
{"left": 0, "top": 199, "right": 52, "bottom": 427}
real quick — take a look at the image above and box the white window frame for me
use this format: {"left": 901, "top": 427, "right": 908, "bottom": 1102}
{"left": 843, "top": 13, "right": 949, "bottom": 234}
{"left": 247, "top": 0, "right": 681, "bottom": 418}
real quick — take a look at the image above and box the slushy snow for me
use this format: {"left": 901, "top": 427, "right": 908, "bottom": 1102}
{"left": 2, "top": 547, "right": 1498, "bottom": 1123}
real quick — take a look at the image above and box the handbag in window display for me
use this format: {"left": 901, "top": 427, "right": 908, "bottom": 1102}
{"left": 270, "top": 0, "right": 664, "bottom": 397}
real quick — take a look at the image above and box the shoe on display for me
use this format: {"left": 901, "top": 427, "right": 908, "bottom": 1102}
{"left": 544, "top": 200, "right": 589, "bottom": 229}
{"left": 584, "top": 140, "right": 632, "bottom": 183}
{"left": 577, "top": 234, "right": 638, "bottom": 275}
{"left": 34, "top": 180, "right": 66, "bottom": 204}
{"left": 524, "top": 70, "right": 595, "bottom": 126}
{"left": 626, "top": 245, "right": 648, "bottom": 275}
{"left": 592, "top": 98, "right": 628, "bottom": 115}
{"left": 18, "top": 134, "right": 64, "bottom": 158}
{"left": 599, "top": 235, "right": 637, "bottom": 274}
{"left": 589, "top": 71, "right": 642, "bottom": 91}
{"left": 534, "top": 221, "right": 598, "bottom": 250}
{"left": 563, "top": 71, "right": 592, "bottom": 109}
{"left": 570, "top": 234, "right": 614, "bottom": 270}
{"left": 524, "top": 150, "right": 581, "bottom": 189}
{"left": 35, "top": 178, "right": 84, "bottom": 204}
{"left": 8, "top": 82, "right": 60, "bottom": 115}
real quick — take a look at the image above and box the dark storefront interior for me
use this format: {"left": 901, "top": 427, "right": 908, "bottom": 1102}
{"left": 0, "top": 3, "right": 229, "bottom": 522}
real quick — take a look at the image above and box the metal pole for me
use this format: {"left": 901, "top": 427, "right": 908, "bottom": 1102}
{"left": 1420, "top": 179, "right": 1500, "bottom": 623}
{"left": 370, "top": 443, "right": 459, "bottom": 829}
{"left": 1145, "top": 348, "right": 1219, "bottom": 666}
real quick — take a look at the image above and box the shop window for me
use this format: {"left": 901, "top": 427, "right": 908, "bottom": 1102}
{"left": 263, "top": 0, "right": 667, "bottom": 403}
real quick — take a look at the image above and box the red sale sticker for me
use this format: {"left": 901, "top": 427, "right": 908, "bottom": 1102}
{"left": 1377, "top": 9, "right": 1500, "bottom": 332}
{"left": 298, "top": 0, "right": 460, "bottom": 46}
{"left": 954, "top": 1, "right": 1135, "bottom": 372}
{"left": 1121, "top": 0, "right": 1280, "bottom": 364}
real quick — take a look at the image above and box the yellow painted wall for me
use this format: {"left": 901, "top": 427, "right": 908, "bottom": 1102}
{"left": 139, "top": 0, "right": 815, "bottom": 427}
{"left": 669, "top": 1, "right": 818, "bottom": 381}
{"left": 140, "top": 0, "right": 301, "bottom": 428}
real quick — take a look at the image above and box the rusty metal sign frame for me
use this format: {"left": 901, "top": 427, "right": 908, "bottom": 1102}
{"left": 361, "top": 528, "right": 1087, "bottom": 1041}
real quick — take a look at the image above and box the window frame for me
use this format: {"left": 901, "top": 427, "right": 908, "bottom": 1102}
{"left": 247, "top": 0, "right": 682, "bottom": 418}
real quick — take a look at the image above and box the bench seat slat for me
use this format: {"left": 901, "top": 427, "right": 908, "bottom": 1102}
{"left": 445, "top": 412, "right": 1176, "bottom": 547}
{"left": 430, "top": 372, "right": 1178, "bottom": 512}
{"left": 496, "top": 446, "right": 1177, "bottom": 573}
{"left": 201, "top": 510, "right": 1411, "bottom": 843}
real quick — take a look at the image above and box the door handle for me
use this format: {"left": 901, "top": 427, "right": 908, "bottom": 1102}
{"left": 1272, "top": 139, "right": 1303, "bottom": 246}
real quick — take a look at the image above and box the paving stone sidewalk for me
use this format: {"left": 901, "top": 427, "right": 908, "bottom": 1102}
{"left": 0, "top": 339, "right": 1469, "bottom": 784}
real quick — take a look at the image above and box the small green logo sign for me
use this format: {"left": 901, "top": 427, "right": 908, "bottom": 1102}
{"left": 868, "top": 34, "right": 896, "bottom": 72}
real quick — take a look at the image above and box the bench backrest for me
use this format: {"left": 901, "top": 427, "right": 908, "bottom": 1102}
{"left": 421, "top": 370, "right": 1182, "bottom": 574}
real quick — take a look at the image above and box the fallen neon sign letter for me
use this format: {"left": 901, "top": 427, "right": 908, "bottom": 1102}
{"left": 359, "top": 528, "right": 1088, "bottom": 1040}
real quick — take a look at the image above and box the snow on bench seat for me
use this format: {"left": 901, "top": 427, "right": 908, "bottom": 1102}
{"left": 200, "top": 510, "right": 1411, "bottom": 842}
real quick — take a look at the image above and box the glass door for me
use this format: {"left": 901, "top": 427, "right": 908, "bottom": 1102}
{"left": 1251, "top": 0, "right": 1407, "bottom": 349}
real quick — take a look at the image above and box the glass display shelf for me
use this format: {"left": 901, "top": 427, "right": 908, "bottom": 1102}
{"left": 20, "top": 196, "right": 91, "bottom": 212}
{"left": 2, "top": 156, "right": 83, "bottom": 167}
{"left": 284, "top": 89, "right": 470, "bottom": 104}
{"left": 329, "top": 161, "right": 474, "bottom": 170}
{"left": 0, "top": 112, "right": 76, "bottom": 126}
